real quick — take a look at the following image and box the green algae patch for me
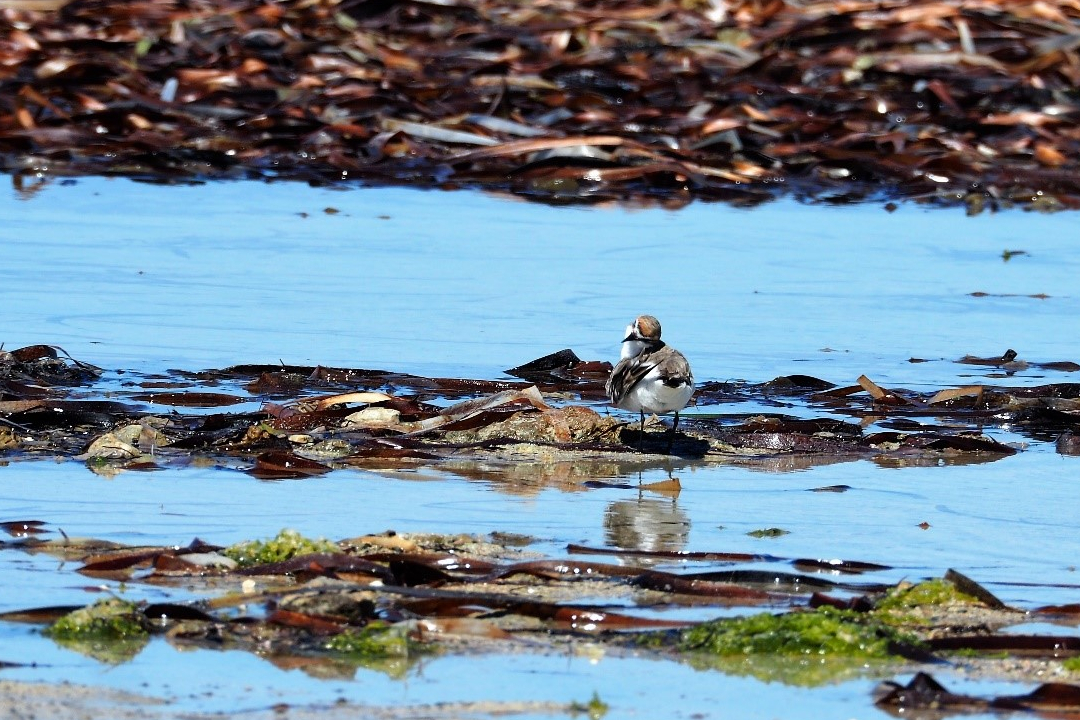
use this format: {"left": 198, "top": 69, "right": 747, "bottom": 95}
{"left": 1064, "top": 656, "right": 1080, "bottom": 674}
{"left": 325, "top": 622, "right": 413, "bottom": 658}
{"left": 656, "top": 608, "right": 911, "bottom": 686}
{"left": 569, "top": 692, "right": 609, "bottom": 719}
{"left": 677, "top": 608, "right": 898, "bottom": 657}
{"left": 747, "top": 527, "right": 790, "bottom": 538}
{"left": 43, "top": 598, "right": 150, "bottom": 664}
{"left": 223, "top": 529, "right": 339, "bottom": 566}
{"left": 324, "top": 622, "right": 426, "bottom": 678}
{"left": 873, "top": 578, "right": 982, "bottom": 625}
{"left": 44, "top": 598, "right": 149, "bottom": 640}
{"left": 876, "top": 578, "right": 980, "bottom": 611}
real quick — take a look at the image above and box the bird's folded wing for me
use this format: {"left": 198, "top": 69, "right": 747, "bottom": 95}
{"left": 607, "top": 356, "right": 659, "bottom": 399}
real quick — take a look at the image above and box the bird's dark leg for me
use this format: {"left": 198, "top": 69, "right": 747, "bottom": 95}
{"left": 638, "top": 409, "right": 646, "bottom": 451}
{"left": 666, "top": 411, "right": 680, "bottom": 454}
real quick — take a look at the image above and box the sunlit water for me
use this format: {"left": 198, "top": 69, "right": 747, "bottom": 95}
{"left": 2, "top": 177, "right": 1080, "bottom": 718}
{"left": 5, "top": 178, "right": 1079, "bottom": 384}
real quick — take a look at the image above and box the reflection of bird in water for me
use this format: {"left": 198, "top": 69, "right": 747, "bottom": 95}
{"left": 606, "top": 315, "right": 694, "bottom": 453}
{"left": 603, "top": 498, "right": 690, "bottom": 553}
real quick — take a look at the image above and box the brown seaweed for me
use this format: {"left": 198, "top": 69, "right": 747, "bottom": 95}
{"left": 2, "top": 1, "right": 1080, "bottom": 209}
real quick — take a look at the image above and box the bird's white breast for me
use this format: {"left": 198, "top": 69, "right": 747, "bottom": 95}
{"left": 620, "top": 323, "right": 644, "bottom": 361}
{"left": 614, "top": 365, "right": 693, "bottom": 415}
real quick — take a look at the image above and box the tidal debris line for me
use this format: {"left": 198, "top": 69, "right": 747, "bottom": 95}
{"left": 2, "top": 0, "right": 1080, "bottom": 209}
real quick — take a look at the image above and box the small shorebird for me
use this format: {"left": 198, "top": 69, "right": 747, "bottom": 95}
{"left": 606, "top": 315, "right": 694, "bottom": 452}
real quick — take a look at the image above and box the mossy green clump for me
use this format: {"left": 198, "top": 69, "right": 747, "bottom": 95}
{"left": 874, "top": 578, "right": 981, "bottom": 618}
{"left": 325, "top": 622, "right": 420, "bottom": 658}
{"left": 654, "top": 607, "right": 915, "bottom": 686}
{"left": 677, "top": 607, "right": 898, "bottom": 658}
{"left": 1063, "top": 656, "right": 1080, "bottom": 674}
{"left": 324, "top": 622, "right": 425, "bottom": 678}
{"left": 223, "top": 528, "right": 339, "bottom": 566}
{"left": 44, "top": 598, "right": 149, "bottom": 640}
{"left": 570, "top": 691, "right": 609, "bottom": 719}
{"left": 747, "top": 527, "right": 790, "bottom": 538}
{"left": 43, "top": 598, "right": 150, "bottom": 664}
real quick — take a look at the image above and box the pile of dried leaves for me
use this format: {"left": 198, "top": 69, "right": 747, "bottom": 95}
{"left": 2, "top": 0, "right": 1079, "bottom": 209}
{"left": 3, "top": 344, "right": 1080, "bottom": 476}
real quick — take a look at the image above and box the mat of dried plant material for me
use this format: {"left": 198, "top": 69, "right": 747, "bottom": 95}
{"left": 4, "top": 344, "right": 1080, "bottom": 474}
{"left": 2, "top": 0, "right": 1079, "bottom": 210}
{"left": 4, "top": 524, "right": 1080, "bottom": 701}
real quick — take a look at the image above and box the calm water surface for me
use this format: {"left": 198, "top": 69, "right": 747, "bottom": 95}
{"left": 2, "top": 177, "right": 1079, "bottom": 718}
{"left": 4, "top": 178, "right": 1078, "bottom": 383}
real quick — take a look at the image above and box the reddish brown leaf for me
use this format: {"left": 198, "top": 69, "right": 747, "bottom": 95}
{"left": 0, "top": 520, "right": 48, "bottom": 536}
{"left": 993, "top": 682, "right": 1080, "bottom": 712}
{"left": 0, "top": 605, "right": 86, "bottom": 624}
{"left": 566, "top": 544, "right": 773, "bottom": 563}
{"left": 857, "top": 375, "right": 910, "bottom": 405}
{"left": 1035, "top": 603, "right": 1080, "bottom": 616}
{"left": 927, "top": 634, "right": 1080, "bottom": 656}
{"left": 927, "top": 386, "right": 983, "bottom": 405}
{"left": 129, "top": 392, "right": 246, "bottom": 407}
{"left": 10, "top": 345, "right": 57, "bottom": 362}
{"left": 248, "top": 451, "right": 331, "bottom": 479}
{"left": 80, "top": 548, "right": 168, "bottom": 573}
{"left": 267, "top": 609, "right": 347, "bottom": 636}
{"left": 236, "top": 553, "right": 393, "bottom": 582}
{"left": 944, "top": 568, "right": 1006, "bottom": 609}
{"left": 630, "top": 571, "right": 776, "bottom": 602}
{"left": 792, "top": 558, "right": 891, "bottom": 574}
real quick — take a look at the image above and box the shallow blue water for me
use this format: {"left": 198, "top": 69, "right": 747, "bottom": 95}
{"left": 2, "top": 177, "right": 1080, "bottom": 719}
{"left": 4, "top": 177, "right": 1077, "bottom": 387}
{"left": 0, "top": 626, "right": 909, "bottom": 719}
